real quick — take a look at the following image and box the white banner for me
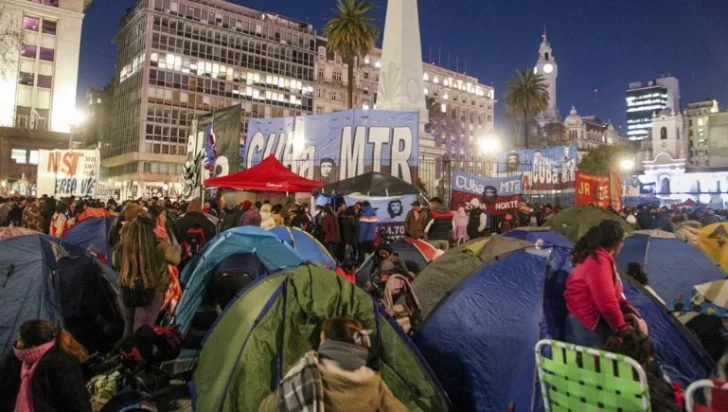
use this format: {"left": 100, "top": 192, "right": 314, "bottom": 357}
{"left": 37, "top": 149, "right": 100, "bottom": 197}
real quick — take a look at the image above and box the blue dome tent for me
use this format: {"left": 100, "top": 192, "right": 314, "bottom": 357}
{"left": 267, "top": 226, "right": 336, "bottom": 268}
{"left": 616, "top": 230, "right": 726, "bottom": 303}
{"left": 504, "top": 227, "right": 573, "bottom": 249}
{"left": 62, "top": 216, "right": 115, "bottom": 263}
{"left": 0, "top": 235, "right": 123, "bottom": 356}
{"left": 173, "top": 226, "right": 303, "bottom": 335}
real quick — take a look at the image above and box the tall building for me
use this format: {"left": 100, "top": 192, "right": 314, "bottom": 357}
{"left": 0, "top": 0, "right": 87, "bottom": 133}
{"left": 313, "top": 41, "right": 496, "bottom": 170}
{"left": 104, "top": 0, "right": 316, "bottom": 192}
{"left": 686, "top": 99, "right": 719, "bottom": 167}
{"left": 534, "top": 32, "right": 558, "bottom": 126}
{"left": 625, "top": 76, "right": 680, "bottom": 141}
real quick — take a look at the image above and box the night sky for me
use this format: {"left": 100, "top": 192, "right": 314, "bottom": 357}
{"left": 78, "top": 0, "right": 728, "bottom": 143}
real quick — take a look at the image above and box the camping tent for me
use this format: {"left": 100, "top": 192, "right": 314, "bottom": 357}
{"left": 356, "top": 238, "right": 441, "bottom": 287}
{"left": 616, "top": 230, "right": 726, "bottom": 303}
{"left": 504, "top": 227, "right": 573, "bottom": 249}
{"left": 314, "top": 171, "right": 420, "bottom": 196}
{"left": 0, "top": 235, "right": 123, "bottom": 356}
{"left": 62, "top": 216, "right": 115, "bottom": 263}
{"left": 544, "top": 205, "right": 633, "bottom": 244}
{"left": 268, "top": 226, "right": 336, "bottom": 269}
{"left": 174, "top": 226, "right": 303, "bottom": 335}
{"left": 697, "top": 222, "right": 728, "bottom": 273}
{"left": 0, "top": 226, "right": 39, "bottom": 241}
{"left": 191, "top": 264, "right": 449, "bottom": 412}
{"left": 203, "top": 155, "right": 324, "bottom": 192}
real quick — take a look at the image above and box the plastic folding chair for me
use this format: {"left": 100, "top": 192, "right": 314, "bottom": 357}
{"left": 686, "top": 379, "right": 728, "bottom": 412}
{"left": 535, "top": 339, "right": 651, "bottom": 411}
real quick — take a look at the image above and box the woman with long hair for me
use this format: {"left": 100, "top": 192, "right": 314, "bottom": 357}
{"left": 564, "top": 220, "right": 646, "bottom": 348}
{"left": 113, "top": 213, "right": 180, "bottom": 336}
{"left": 259, "top": 317, "right": 407, "bottom": 411}
{"left": 0, "top": 319, "right": 91, "bottom": 411}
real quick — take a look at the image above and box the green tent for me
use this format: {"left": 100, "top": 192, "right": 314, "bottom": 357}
{"left": 192, "top": 264, "right": 449, "bottom": 412}
{"left": 411, "top": 236, "right": 533, "bottom": 319}
{"left": 544, "top": 205, "right": 633, "bottom": 244}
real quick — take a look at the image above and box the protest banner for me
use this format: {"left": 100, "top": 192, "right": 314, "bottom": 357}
{"left": 37, "top": 150, "right": 100, "bottom": 197}
{"left": 450, "top": 170, "right": 524, "bottom": 215}
{"left": 498, "top": 144, "right": 578, "bottom": 191}
{"left": 575, "top": 171, "right": 610, "bottom": 209}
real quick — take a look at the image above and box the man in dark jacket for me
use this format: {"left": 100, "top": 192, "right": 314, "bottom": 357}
{"left": 217, "top": 194, "right": 242, "bottom": 233}
{"left": 404, "top": 201, "right": 426, "bottom": 239}
{"left": 424, "top": 197, "right": 454, "bottom": 251}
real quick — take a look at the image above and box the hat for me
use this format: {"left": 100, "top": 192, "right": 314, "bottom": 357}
{"left": 242, "top": 200, "right": 253, "bottom": 210}
{"left": 411, "top": 200, "right": 421, "bottom": 206}
{"left": 626, "top": 215, "right": 637, "bottom": 225}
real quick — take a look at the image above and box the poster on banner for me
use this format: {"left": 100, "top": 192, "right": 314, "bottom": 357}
{"left": 181, "top": 104, "right": 241, "bottom": 199}
{"left": 497, "top": 144, "right": 578, "bottom": 191}
{"left": 449, "top": 170, "right": 524, "bottom": 215}
{"left": 342, "top": 194, "right": 418, "bottom": 242}
{"left": 36, "top": 150, "right": 100, "bottom": 197}
{"left": 608, "top": 168, "right": 623, "bottom": 211}
{"left": 575, "top": 172, "right": 610, "bottom": 209}
{"left": 245, "top": 109, "right": 419, "bottom": 184}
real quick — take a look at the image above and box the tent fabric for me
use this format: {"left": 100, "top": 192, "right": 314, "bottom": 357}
{"left": 697, "top": 222, "right": 728, "bottom": 273}
{"left": 62, "top": 216, "right": 115, "bottom": 263}
{"left": 313, "top": 171, "right": 420, "bottom": 196}
{"left": 0, "top": 226, "right": 39, "bottom": 241}
{"left": 355, "top": 238, "right": 439, "bottom": 287}
{"left": 616, "top": 231, "right": 726, "bottom": 303}
{"left": 411, "top": 236, "right": 533, "bottom": 320}
{"left": 504, "top": 227, "right": 573, "bottom": 249}
{"left": 192, "top": 264, "right": 449, "bottom": 412}
{"left": 203, "top": 155, "right": 324, "bottom": 192}
{"left": 268, "top": 226, "right": 336, "bottom": 269}
{"left": 544, "top": 205, "right": 633, "bottom": 244}
{"left": 0, "top": 235, "right": 123, "bottom": 357}
{"left": 174, "top": 226, "right": 303, "bottom": 335}
{"left": 173, "top": 211, "right": 218, "bottom": 249}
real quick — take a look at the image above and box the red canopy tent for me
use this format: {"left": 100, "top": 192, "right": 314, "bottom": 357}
{"left": 203, "top": 156, "right": 324, "bottom": 193}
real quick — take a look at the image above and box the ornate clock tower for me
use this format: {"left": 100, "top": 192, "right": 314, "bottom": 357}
{"left": 534, "top": 31, "right": 559, "bottom": 126}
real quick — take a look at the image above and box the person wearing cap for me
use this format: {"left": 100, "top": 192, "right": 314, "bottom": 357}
{"left": 404, "top": 200, "right": 426, "bottom": 239}
{"left": 467, "top": 198, "right": 488, "bottom": 240}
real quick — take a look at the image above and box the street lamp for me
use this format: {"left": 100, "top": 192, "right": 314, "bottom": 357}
{"left": 69, "top": 110, "right": 86, "bottom": 149}
{"left": 619, "top": 159, "right": 635, "bottom": 171}
{"left": 478, "top": 135, "right": 501, "bottom": 176}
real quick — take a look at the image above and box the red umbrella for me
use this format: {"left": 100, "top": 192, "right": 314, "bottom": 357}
{"left": 203, "top": 156, "right": 324, "bottom": 193}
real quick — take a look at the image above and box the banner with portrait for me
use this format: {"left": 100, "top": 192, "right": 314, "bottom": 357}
{"left": 244, "top": 109, "right": 419, "bottom": 185}
{"left": 36, "top": 150, "right": 100, "bottom": 197}
{"left": 450, "top": 170, "right": 524, "bottom": 215}
{"left": 497, "top": 143, "right": 578, "bottom": 191}
{"left": 575, "top": 171, "right": 610, "bottom": 209}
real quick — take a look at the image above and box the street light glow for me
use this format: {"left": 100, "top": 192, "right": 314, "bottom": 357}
{"left": 71, "top": 109, "right": 86, "bottom": 127}
{"left": 619, "top": 159, "right": 635, "bottom": 171}
{"left": 479, "top": 136, "right": 501, "bottom": 154}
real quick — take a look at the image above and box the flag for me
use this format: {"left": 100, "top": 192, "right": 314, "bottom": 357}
{"left": 204, "top": 123, "right": 217, "bottom": 173}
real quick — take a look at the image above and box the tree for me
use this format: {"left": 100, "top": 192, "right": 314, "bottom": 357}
{"left": 578, "top": 144, "right": 635, "bottom": 176}
{"left": 0, "top": 6, "right": 23, "bottom": 79}
{"left": 323, "top": 0, "right": 380, "bottom": 109}
{"left": 542, "top": 122, "right": 569, "bottom": 146}
{"left": 504, "top": 69, "right": 549, "bottom": 148}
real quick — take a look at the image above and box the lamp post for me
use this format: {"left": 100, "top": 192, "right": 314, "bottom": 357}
{"left": 478, "top": 135, "right": 501, "bottom": 177}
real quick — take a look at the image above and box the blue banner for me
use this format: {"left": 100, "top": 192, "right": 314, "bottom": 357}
{"left": 244, "top": 109, "right": 419, "bottom": 184}
{"left": 497, "top": 144, "right": 578, "bottom": 191}
{"left": 451, "top": 171, "right": 524, "bottom": 197}
{"left": 317, "top": 193, "right": 418, "bottom": 241}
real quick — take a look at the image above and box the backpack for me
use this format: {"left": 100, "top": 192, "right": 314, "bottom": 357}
{"left": 182, "top": 226, "right": 207, "bottom": 260}
{"left": 381, "top": 274, "right": 422, "bottom": 335}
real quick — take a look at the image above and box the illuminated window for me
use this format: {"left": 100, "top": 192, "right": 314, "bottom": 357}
{"left": 11, "top": 149, "right": 27, "bottom": 164}
{"left": 23, "top": 16, "right": 39, "bottom": 31}
{"left": 21, "top": 44, "right": 37, "bottom": 58}
{"left": 28, "top": 150, "right": 39, "bottom": 165}
{"left": 698, "top": 118, "right": 704, "bottom": 126}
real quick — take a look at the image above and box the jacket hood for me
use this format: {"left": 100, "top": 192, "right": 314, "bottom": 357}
{"left": 361, "top": 206, "right": 378, "bottom": 217}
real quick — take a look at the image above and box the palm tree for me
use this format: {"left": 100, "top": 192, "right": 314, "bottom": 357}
{"left": 323, "top": 0, "right": 380, "bottom": 109}
{"left": 504, "top": 69, "right": 549, "bottom": 148}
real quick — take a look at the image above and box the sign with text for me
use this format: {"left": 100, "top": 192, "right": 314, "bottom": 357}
{"left": 347, "top": 193, "right": 418, "bottom": 242}
{"left": 37, "top": 150, "right": 100, "bottom": 197}
{"left": 245, "top": 110, "right": 419, "bottom": 184}
{"left": 497, "top": 144, "right": 578, "bottom": 191}
{"left": 450, "top": 170, "right": 524, "bottom": 215}
{"left": 575, "top": 172, "right": 610, "bottom": 209}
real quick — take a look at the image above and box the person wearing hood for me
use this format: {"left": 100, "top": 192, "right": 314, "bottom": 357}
{"left": 259, "top": 203, "right": 277, "bottom": 229}
{"left": 424, "top": 197, "right": 454, "bottom": 251}
{"left": 21, "top": 197, "right": 43, "bottom": 232}
{"left": 258, "top": 317, "right": 407, "bottom": 412}
{"left": 357, "top": 201, "right": 378, "bottom": 263}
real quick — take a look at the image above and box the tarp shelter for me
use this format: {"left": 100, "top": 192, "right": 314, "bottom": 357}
{"left": 203, "top": 155, "right": 324, "bottom": 192}
{"left": 698, "top": 222, "right": 728, "bottom": 273}
{"left": 544, "top": 205, "right": 633, "bottom": 244}
{"left": 617, "top": 230, "right": 726, "bottom": 304}
{"left": 0, "top": 226, "right": 38, "bottom": 241}
{"left": 0, "top": 235, "right": 123, "bottom": 357}
{"left": 268, "top": 226, "right": 336, "bottom": 269}
{"left": 355, "top": 238, "right": 441, "bottom": 287}
{"left": 62, "top": 216, "right": 115, "bottom": 263}
{"left": 191, "top": 264, "right": 449, "bottom": 412}
{"left": 314, "top": 171, "right": 420, "bottom": 196}
{"left": 173, "top": 226, "right": 302, "bottom": 335}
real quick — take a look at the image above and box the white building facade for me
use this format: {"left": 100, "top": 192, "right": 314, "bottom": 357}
{"left": 564, "top": 106, "right": 622, "bottom": 157}
{"left": 0, "top": 0, "right": 86, "bottom": 133}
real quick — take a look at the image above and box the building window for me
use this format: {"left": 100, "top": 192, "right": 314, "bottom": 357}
{"left": 39, "top": 47, "right": 54, "bottom": 61}
{"left": 42, "top": 20, "right": 57, "bottom": 35}
{"left": 363, "top": 86, "right": 369, "bottom": 95}
{"left": 23, "top": 16, "right": 39, "bottom": 31}
{"left": 660, "top": 127, "right": 667, "bottom": 140}
{"left": 698, "top": 118, "right": 704, "bottom": 126}
{"left": 363, "top": 71, "right": 369, "bottom": 80}
{"left": 316, "top": 106, "right": 324, "bottom": 114}
{"left": 21, "top": 44, "right": 37, "bottom": 58}
{"left": 317, "top": 68, "right": 324, "bottom": 78}
{"left": 37, "top": 75, "right": 52, "bottom": 88}
{"left": 316, "top": 88, "right": 324, "bottom": 98}
{"left": 11, "top": 149, "right": 27, "bottom": 164}
{"left": 19, "top": 72, "right": 33, "bottom": 86}
{"left": 333, "top": 71, "right": 342, "bottom": 81}
{"left": 28, "top": 150, "right": 39, "bottom": 165}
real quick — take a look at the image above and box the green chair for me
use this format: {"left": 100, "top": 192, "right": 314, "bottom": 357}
{"left": 535, "top": 339, "right": 651, "bottom": 411}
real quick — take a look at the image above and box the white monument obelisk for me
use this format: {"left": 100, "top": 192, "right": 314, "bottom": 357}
{"left": 376, "top": 0, "right": 444, "bottom": 195}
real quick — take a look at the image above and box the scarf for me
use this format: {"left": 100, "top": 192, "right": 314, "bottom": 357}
{"left": 278, "top": 351, "right": 324, "bottom": 412}
{"left": 318, "top": 340, "right": 369, "bottom": 371}
{"left": 13, "top": 340, "right": 56, "bottom": 412}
